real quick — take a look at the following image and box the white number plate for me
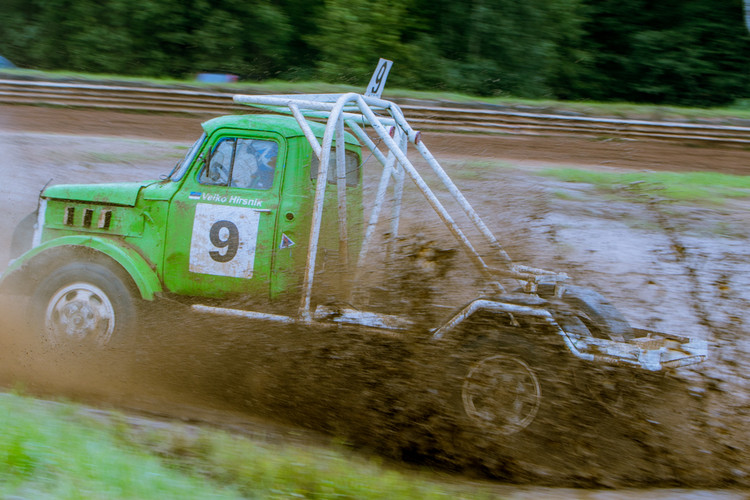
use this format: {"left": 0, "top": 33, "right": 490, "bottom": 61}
{"left": 189, "top": 203, "right": 261, "bottom": 278}
{"left": 365, "top": 58, "right": 393, "bottom": 98}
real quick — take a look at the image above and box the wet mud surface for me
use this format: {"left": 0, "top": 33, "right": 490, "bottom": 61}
{"left": 0, "top": 105, "right": 749, "bottom": 491}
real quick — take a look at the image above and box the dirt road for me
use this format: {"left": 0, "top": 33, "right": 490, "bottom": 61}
{"left": 0, "top": 104, "right": 748, "bottom": 492}
{"left": 3, "top": 104, "right": 750, "bottom": 174}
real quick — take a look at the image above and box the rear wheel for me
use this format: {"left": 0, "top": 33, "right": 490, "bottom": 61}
{"left": 461, "top": 352, "right": 542, "bottom": 436}
{"left": 445, "top": 316, "right": 585, "bottom": 478}
{"left": 31, "top": 261, "right": 137, "bottom": 349}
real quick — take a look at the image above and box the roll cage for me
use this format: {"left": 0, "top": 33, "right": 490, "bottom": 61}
{"left": 232, "top": 91, "right": 568, "bottom": 321}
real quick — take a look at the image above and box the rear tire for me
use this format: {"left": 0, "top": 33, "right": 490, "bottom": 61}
{"left": 460, "top": 348, "right": 543, "bottom": 436}
{"left": 444, "top": 315, "right": 585, "bottom": 479}
{"left": 30, "top": 261, "right": 137, "bottom": 350}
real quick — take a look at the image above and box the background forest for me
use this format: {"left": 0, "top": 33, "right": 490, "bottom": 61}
{"left": 1, "top": 0, "right": 749, "bottom": 106}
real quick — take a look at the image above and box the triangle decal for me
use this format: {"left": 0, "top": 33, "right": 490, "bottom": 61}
{"left": 280, "top": 233, "right": 295, "bottom": 249}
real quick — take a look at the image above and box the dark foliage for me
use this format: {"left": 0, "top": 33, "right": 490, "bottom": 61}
{"left": 0, "top": 0, "right": 748, "bottom": 105}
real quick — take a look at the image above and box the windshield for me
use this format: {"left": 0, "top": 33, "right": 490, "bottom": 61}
{"left": 167, "top": 133, "right": 206, "bottom": 181}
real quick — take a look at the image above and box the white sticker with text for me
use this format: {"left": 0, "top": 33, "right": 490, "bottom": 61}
{"left": 189, "top": 203, "right": 261, "bottom": 278}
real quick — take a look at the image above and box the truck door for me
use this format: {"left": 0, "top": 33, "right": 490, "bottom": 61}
{"left": 163, "top": 132, "right": 284, "bottom": 299}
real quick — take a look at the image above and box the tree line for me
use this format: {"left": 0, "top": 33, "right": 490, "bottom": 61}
{"left": 1, "top": 0, "right": 749, "bottom": 106}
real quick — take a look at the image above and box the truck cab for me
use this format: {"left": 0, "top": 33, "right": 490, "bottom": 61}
{"left": 4, "top": 114, "right": 363, "bottom": 323}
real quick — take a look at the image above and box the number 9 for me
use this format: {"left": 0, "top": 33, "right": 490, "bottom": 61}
{"left": 370, "top": 63, "right": 387, "bottom": 94}
{"left": 209, "top": 220, "right": 239, "bottom": 262}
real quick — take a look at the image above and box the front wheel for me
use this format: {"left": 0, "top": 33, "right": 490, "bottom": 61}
{"left": 31, "top": 261, "right": 138, "bottom": 349}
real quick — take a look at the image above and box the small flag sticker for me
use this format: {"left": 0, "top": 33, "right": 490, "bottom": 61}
{"left": 280, "top": 233, "right": 295, "bottom": 249}
{"left": 189, "top": 192, "right": 201, "bottom": 200}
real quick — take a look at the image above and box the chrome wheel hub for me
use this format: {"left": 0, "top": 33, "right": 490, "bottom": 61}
{"left": 44, "top": 282, "right": 115, "bottom": 346}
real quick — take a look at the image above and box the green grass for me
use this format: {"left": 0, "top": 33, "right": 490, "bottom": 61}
{"left": 0, "top": 392, "right": 492, "bottom": 499}
{"left": 0, "top": 393, "right": 240, "bottom": 499}
{"left": 541, "top": 168, "right": 750, "bottom": 204}
{"left": 444, "top": 160, "right": 518, "bottom": 181}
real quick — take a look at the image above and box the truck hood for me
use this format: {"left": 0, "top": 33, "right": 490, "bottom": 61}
{"left": 43, "top": 181, "right": 158, "bottom": 207}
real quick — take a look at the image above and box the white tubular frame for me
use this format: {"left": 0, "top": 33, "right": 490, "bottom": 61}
{"left": 233, "top": 92, "right": 566, "bottom": 321}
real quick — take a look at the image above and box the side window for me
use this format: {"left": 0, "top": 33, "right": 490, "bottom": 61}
{"left": 199, "top": 138, "right": 278, "bottom": 190}
{"left": 310, "top": 150, "right": 360, "bottom": 187}
{"left": 231, "top": 139, "right": 278, "bottom": 190}
{"left": 200, "top": 138, "right": 234, "bottom": 186}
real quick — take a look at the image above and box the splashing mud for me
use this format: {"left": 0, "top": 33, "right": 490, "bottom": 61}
{"left": 0, "top": 107, "right": 748, "bottom": 489}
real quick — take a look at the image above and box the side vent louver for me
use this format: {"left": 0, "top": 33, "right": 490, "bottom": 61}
{"left": 82, "top": 208, "right": 94, "bottom": 227}
{"left": 62, "top": 206, "right": 112, "bottom": 229}
{"left": 63, "top": 206, "right": 75, "bottom": 225}
{"left": 98, "top": 210, "right": 112, "bottom": 229}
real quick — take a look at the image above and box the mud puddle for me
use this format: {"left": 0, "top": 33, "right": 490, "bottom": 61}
{"left": 0, "top": 127, "right": 749, "bottom": 490}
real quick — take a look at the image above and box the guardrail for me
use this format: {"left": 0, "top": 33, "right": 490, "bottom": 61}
{"left": 3, "top": 79, "right": 750, "bottom": 145}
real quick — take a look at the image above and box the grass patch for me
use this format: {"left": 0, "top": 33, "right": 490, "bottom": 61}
{"left": 0, "top": 393, "right": 492, "bottom": 499}
{"left": 551, "top": 190, "right": 586, "bottom": 201}
{"left": 446, "top": 160, "right": 517, "bottom": 181}
{"left": 541, "top": 168, "right": 750, "bottom": 204}
{"left": 446, "top": 163, "right": 492, "bottom": 181}
{"left": 0, "top": 393, "right": 240, "bottom": 499}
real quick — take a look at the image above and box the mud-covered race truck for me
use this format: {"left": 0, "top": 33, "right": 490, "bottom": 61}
{"left": 1, "top": 60, "right": 707, "bottom": 446}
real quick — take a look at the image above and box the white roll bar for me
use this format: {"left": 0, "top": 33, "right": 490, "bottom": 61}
{"left": 232, "top": 92, "right": 566, "bottom": 320}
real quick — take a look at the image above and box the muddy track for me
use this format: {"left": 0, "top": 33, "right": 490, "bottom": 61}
{"left": 1, "top": 105, "right": 749, "bottom": 489}
{"left": 0, "top": 297, "right": 710, "bottom": 487}
{"left": 3, "top": 104, "right": 750, "bottom": 175}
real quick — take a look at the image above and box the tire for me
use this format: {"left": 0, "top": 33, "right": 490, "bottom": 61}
{"left": 535, "top": 284, "right": 634, "bottom": 341}
{"left": 450, "top": 334, "right": 569, "bottom": 437}
{"left": 444, "top": 316, "right": 585, "bottom": 479}
{"left": 30, "top": 261, "right": 138, "bottom": 349}
{"left": 460, "top": 348, "right": 543, "bottom": 436}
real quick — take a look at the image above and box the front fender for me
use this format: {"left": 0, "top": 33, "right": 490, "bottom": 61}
{"left": 1, "top": 236, "right": 163, "bottom": 300}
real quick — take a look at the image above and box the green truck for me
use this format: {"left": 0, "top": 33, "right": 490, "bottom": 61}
{"left": 1, "top": 63, "right": 707, "bottom": 439}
